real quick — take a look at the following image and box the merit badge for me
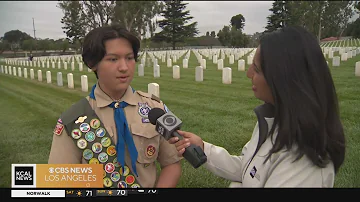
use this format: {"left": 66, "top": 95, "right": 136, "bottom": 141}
{"left": 89, "top": 158, "right": 99, "bottom": 164}
{"left": 113, "top": 158, "right": 121, "bottom": 167}
{"left": 110, "top": 172, "right": 120, "bottom": 182}
{"left": 125, "top": 175, "right": 135, "bottom": 185}
{"left": 85, "top": 131, "right": 96, "bottom": 142}
{"left": 146, "top": 145, "right": 156, "bottom": 157}
{"left": 79, "top": 123, "right": 91, "bottom": 133}
{"left": 75, "top": 116, "right": 87, "bottom": 124}
{"left": 90, "top": 118, "right": 100, "bottom": 129}
{"left": 92, "top": 142, "right": 103, "bottom": 154}
{"left": 83, "top": 149, "right": 94, "bottom": 160}
{"left": 131, "top": 184, "right": 141, "bottom": 188}
{"left": 103, "top": 177, "right": 113, "bottom": 188}
{"left": 95, "top": 128, "right": 106, "bottom": 138}
{"left": 57, "top": 118, "right": 63, "bottom": 124}
{"left": 53, "top": 123, "right": 64, "bottom": 136}
{"left": 101, "top": 137, "right": 111, "bottom": 147}
{"left": 118, "top": 181, "right": 127, "bottom": 188}
{"left": 98, "top": 152, "right": 109, "bottom": 163}
{"left": 71, "top": 129, "right": 82, "bottom": 139}
{"left": 107, "top": 145, "right": 116, "bottom": 156}
{"left": 144, "top": 163, "right": 150, "bottom": 168}
{"left": 105, "top": 163, "right": 115, "bottom": 173}
{"left": 120, "top": 166, "right": 130, "bottom": 176}
{"left": 77, "top": 138, "right": 87, "bottom": 149}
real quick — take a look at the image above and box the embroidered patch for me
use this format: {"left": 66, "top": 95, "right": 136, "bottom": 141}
{"left": 75, "top": 116, "right": 87, "bottom": 124}
{"left": 250, "top": 166, "right": 257, "bottom": 178}
{"left": 138, "top": 102, "right": 151, "bottom": 118}
{"left": 57, "top": 118, "right": 63, "bottom": 124}
{"left": 146, "top": 145, "right": 156, "bottom": 157}
{"left": 53, "top": 123, "right": 64, "bottom": 136}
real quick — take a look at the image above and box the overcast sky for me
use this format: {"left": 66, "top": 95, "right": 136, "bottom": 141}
{"left": 0, "top": 1, "right": 358, "bottom": 40}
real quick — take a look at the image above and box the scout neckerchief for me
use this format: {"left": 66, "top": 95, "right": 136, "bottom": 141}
{"left": 89, "top": 84, "right": 138, "bottom": 177}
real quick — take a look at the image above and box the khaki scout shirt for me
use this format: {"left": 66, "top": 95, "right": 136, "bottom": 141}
{"left": 48, "top": 84, "right": 182, "bottom": 187}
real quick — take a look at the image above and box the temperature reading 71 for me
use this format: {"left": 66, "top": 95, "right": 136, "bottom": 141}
{"left": 86, "top": 190, "right": 92, "bottom": 197}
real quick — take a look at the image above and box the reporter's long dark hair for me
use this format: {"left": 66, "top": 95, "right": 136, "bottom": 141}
{"left": 260, "top": 26, "right": 345, "bottom": 173}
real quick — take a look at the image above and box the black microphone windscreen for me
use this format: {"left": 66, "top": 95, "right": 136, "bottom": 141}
{"left": 148, "top": 108, "right": 165, "bottom": 125}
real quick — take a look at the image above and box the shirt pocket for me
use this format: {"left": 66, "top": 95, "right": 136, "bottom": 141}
{"left": 130, "top": 124, "right": 160, "bottom": 164}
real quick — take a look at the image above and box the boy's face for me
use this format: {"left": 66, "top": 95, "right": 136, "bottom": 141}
{"left": 92, "top": 37, "right": 136, "bottom": 96}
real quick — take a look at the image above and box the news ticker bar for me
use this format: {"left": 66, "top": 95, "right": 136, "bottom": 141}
{"left": 11, "top": 189, "right": 158, "bottom": 198}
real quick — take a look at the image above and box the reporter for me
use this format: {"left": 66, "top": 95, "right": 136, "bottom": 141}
{"left": 169, "top": 26, "right": 345, "bottom": 187}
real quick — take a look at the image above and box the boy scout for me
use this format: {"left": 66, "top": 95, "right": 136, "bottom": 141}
{"left": 48, "top": 25, "right": 182, "bottom": 188}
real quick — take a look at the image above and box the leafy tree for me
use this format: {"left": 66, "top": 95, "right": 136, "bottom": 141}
{"left": 206, "top": 31, "right": 209, "bottom": 36}
{"left": 210, "top": 31, "right": 216, "bottom": 37}
{"left": 230, "top": 14, "right": 245, "bottom": 30}
{"left": 156, "top": 0, "right": 199, "bottom": 50}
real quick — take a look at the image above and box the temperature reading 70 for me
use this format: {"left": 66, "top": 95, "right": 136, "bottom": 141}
{"left": 117, "top": 190, "right": 127, "bottom": 196}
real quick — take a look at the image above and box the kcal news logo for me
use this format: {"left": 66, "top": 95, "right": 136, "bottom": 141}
{"left": 12, "top": 164, "right": 37, "bottom": 188}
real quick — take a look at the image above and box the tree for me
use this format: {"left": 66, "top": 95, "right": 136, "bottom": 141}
{"left": 265, "top": 1, "right": 289, "bottom": 32}
{"left": 3, "top": 30, "right": 32, "bottom": 55}
{"left": 217, "top": 26, "right": 232, "bottom": 46}
{"left": 156, "top": 0, "right": 199, "bottom": 50}
{"left": 112, "top": 1, "right": 163, "bottom": 39}
{"left": 58, "top": 1, "right": 87, "bottom": 47}
{"left": 345, "top": 18, "right": 360, "bottom": 38}
{"left": 0, "top": 39, "right": 10, "bottom": 54}
{"left": 210, "top": 31, "right": 216, "bottom": 37}
{"left": 230, "top": 14, "right": 245, "bottom": 30}
{"left": 206, "top": 31, "right": 210, "bottom": 36}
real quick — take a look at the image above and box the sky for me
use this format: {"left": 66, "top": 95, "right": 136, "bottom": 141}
{"left": 0, "top": 1, "right": 358, "bottom": 40}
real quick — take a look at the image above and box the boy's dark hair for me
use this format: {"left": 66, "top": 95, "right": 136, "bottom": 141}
{"left": 82, "top": 25, "right": 140, "bottom": 78}
{"left": 260, "top": 26, "right": 345, "bottom": 173}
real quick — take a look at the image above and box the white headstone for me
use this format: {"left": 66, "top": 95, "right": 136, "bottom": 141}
{"left": 42, "top": 61, "right": 45, "bottom": 68}
{"left": 18, "top": 67, "right": 22, "bottom": 77}
{"left": 13, "top": 67, "right": 17, "bottom": 76}
{"left": 183, "top": 59, "right": 188, "bottom": 68}
{"left": 341, "top": 53, "right": 347, "bottom": 61}
{"left": 238, "top": 59, "right": 245, "bottom": 71}
{"left": 138, "top": 64, "right": 144, "bottom": 76}
{"left": 52, "top": 62, "right": 55, "bottom": 68}
{"left": 0, "top": 65, "right": 3, "bottom": 74}
{"left": 195, "top": 66, "right": 203, "bottom": 82}
{"left": 347, "top": 51, "right": 352, "bottom": 59}
{"left": 64, "top": 62, "right": 68, "bottom": 70}
{"left": 217, "top": 59, "right": 223, "bottom": 70}
{"left": 229, "top": 55, "right": 234, "bottom": 64}
{"left": 30, "top": 69, "right": 34, "bottom": 79}
{"left": 88, "top": 68, "right": 92, "bottom": 72}
{"left": 247, "top": 55, "right": 253, "bottom": 65}
{"left": 173, "top": 65, "right": 180, "bottom": 79}
{"left": 24, "top": 68, "right": 28, "bottom": 78}
{"left": 79, "top": 63, "right": 83, "bottom": 71}
{"left": 46, "top": 71, "right": 51, "bottom": 83}
{"left": 9, "top": 66, "right": 12, "bottom": 75}
{"left": 71, "top": 62, "right": 75, "bottom": 71}
{"left": 5, "top": 66, "right": 8, "bottom": 74}
{"left": 201, "top": 59, "right": 206, "bottom": 69}
{"left": 81, "top": 75, "right": 88, "bottom": 92}
{"left": 148, "top": 83, "right": 160, "bottom": 98}
{"left": 328, "top": 51, "right": 333, "bottom": 59}
{"left": 57, "top": 72, "right": 63, "bottom": 86}
{"left": 332, "top": 56, "right": 340, "bottom": 67}
{"left": 355, "top": 61, "right": 360, "bottom": 77}
{"left": 47, "top": 61, "right": 50, "bottom": 68}
{"left": 58, "top": 61, "right": 61, "bottom": 69}
{"left": 167, "top": 58, "right": 172, "bottom": 68}
{"left": 222, "top": 67, "right": 232, "bottom": 84}
{"left": 154, "top": 65, "right": 160, "bottom": 78}
{"left": 67, "top": 73, "right": 74, "bottom": 89}
{"left": 37, "top": 70, "right": 42, "bottom": 81}
{"left": 213, "top": 54, "right": 218, "bottom": 64}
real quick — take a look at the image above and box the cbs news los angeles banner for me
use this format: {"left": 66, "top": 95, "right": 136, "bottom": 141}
{"left": 10, "top": 164, "right": 158, "bottom": 198}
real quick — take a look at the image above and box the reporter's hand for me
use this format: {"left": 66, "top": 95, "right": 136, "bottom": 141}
{"left": 168, "top": 130, "right": 204, "bottom": 157}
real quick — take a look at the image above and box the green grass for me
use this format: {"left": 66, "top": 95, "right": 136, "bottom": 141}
{"left": 0, "top": 49, "right": 359, "bottom": 188}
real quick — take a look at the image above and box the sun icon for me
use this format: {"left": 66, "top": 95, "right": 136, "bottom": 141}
{"left": 108, "top": 190, "right": 113, "bottom": 196}
{"left": 76, "top": 190, "right": 82, "bottom": 197}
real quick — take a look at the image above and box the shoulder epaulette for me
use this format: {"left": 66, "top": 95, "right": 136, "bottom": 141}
{"left": 136, "top": 91, "right": 161, "bottom": 103}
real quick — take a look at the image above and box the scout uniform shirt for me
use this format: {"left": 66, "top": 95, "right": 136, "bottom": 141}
{"left": 48, "top": 83, "right": 182, "bottom": 187}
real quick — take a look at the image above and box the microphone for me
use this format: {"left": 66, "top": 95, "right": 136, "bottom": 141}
{"left": 148, "top": 108, "right": 207, "bottom": 168}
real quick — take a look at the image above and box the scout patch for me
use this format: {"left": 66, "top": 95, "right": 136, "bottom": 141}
{"left": 92, "top": 142, "right": 103, "bottom": 154}
{"left": 79, "top": 123, "right": 91, "bottom": 133}
{"left": 113, "top": 158, "right": 120, "bottom": 167}
{"left": 131, "top": 184, "right": 141, "bottom": 188}
{"left": 54, "top": 122, "right": 64, "bottom": 136}
{"left": 107, "top": 146, "right": 116, "bottom": 156}
{"left": 77, "top": 138, "right": 87, "bottom": 149}
{"left": 83, "top": 149, "right": 94, "bottom": 160}
{"left": 105, "top": 163, "right": 115, "bottom": 173}
{"left": 146, "top": 145, "right": 156, "bottom": 157}
{"left": 101, "top": 137, "right": 111, "bottom": 147}
{"left": 125, "top": 175, "right": 135, "bottom": 185}
{"left": 98, "top": 152, "right": 108, "bottom": 163}
{"left": 138, "top": 102, "right": 151, "bottom": 123}
{"left": 89, "top": 158, "right": 99, "bottom": 164}
{"left": 90, "top": 118, "right": 100, "bottom": 129}
{"left": 85, "top": 131, "right": 95, "bottom": 142}
{"left": 75, "top": 116, "right": 87, "bottom": 124}
{"left": 250, "top": 166, "right": 257, "bottom": 178}
{"left": 103, "top": 177, "right": 113, "bottom": 187}
{"left": 111, "top": 172, "right": 120, "bottom": 182}
{"left": 71, "top": 129, "right": 82, "bottom": 139}
{"left": 120, "top": 166, "right": 130, "bottom": 176}
{"left": 95, "top": 128, "right": 106, "bottom": 138}
{"left": 118, "top": 181, "right": 127, "bottom": 188}
{"left": 57, "top": 118, "right": 63, "bottom": 124}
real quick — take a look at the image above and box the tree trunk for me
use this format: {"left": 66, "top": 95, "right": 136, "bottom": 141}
{"left": 172, "top": 42, "right": 176, "bottom": 50}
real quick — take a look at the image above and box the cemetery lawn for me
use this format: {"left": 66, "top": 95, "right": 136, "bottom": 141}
{"left": 0, "top": 51, "right": 359, "bottom": 188}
